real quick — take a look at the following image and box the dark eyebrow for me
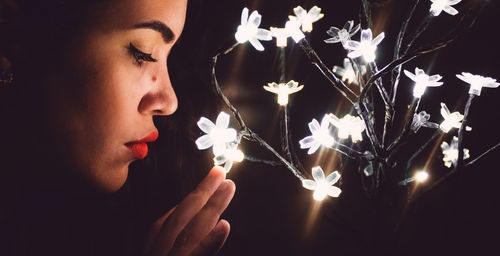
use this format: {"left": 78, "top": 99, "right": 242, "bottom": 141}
{"left": 132, "top": 20, "right": 175, "bottom": 44}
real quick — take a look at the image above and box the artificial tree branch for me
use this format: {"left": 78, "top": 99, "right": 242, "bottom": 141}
{"left": 455, "top": 94, "right": 475, "bottom": 171}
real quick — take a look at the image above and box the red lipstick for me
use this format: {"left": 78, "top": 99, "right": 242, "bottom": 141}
{"left": 126, "top": 130, "right": 159, "bottom": 159}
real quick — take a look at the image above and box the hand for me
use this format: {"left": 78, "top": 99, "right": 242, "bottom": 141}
{"left": 143, "top": 166, "right": 235, "bottom": 256}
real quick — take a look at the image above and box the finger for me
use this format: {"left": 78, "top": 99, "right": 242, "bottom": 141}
{"left": 150, "top": 167, "right": 226, "bottom": 256}
{"left": 143, "top": 206, "right": 177, "bottom": 256}
{"left": 191, "top": 219, "right": 231, "bottom": 256}
{"left": 169, "top": 179, "right": 235, "bottom": 256}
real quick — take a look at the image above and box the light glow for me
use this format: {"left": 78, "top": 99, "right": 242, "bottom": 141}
{"left": 441, "top": 136, "right": 470, "bottom": 168}
{"left": 213, "top": 143, "right": 245, "bottom": 172}
{"left": 263, "top": 80, "right": 304, "bottom": 106}
{"left": 439, "top": 103, "right": 471, "bottom": 133}
{"left": 302, "top": 167, "right": 341, "bottom": 201}
{"left": 404, "top": 67, "right": 443, "bottom": 98}
{"left": 299, "top": 115, "right": 335, "bottom": 154}
{"left": 456, "top": 72, "right": 500, "bottom": 96}
{"left": 328, "top": 114, "right": 366, "bottom": 142}
{"left": 290, "top": 6, "right": 324, "bottom": 33}
{"left": 332, "top": 58, "right": 363, "bottom": 85}
{"left": 345, "top": 29, "right": 385, "bottom": 63}
{"left": 415, "top": 170, "right": 429, "bottom": 182}
{"left": 270, "top": 27, "right": 289, "bottom": 48}
{"left": 195, "top": 112, "right": 237, "bottom": 157}
{"left": 235, "top": 7, "right": 272, "bottom": 51}
{"left": 411, "top": 111, "right": 439, "bottom": 133}
{"left": 430, "top": 0, "right": 461, "bottom": 16}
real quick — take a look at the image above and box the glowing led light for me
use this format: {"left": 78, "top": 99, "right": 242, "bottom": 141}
{"left": 456, "top": 72, "right": 500, "bottom": 96}
{"left": 302, "top": 167, "right": 341, "bottom": 201}
{"left": 270, "top": 27, "right": 289, "bottom": 48}
{"left": 411, "top": 111, "right": 439, "bottom": 133}
{"left": 415, "top": 170, "right": 429, "bottom": 182}
{"left": 332, "top": 58, "right": 364, "bottom": 85}
{"left": 290, "top": 6, "right": 324, "bottom": 33}
{"left": 214, "top": 143, "right": 244, "bottom": 172}
{"left": 328, "top": 114, "right": 366, "bottom": 143}
{"left": 404, "top": 67, "right": 443, "bottom": 98}
{"left": 439, "top": 103, "right": 471, "bottom": 133}
{"left": 429, "top": 0, "right": 461, "bottom": 16}
{"left": 263, "top": 80, "right": 304, "bottom": 106}
{"left": 299, "top": 115, "right": 335, "bottom": 154}
{"left": 344, "top": 29, "right": 384, "bottom": 63}
{"left": 441, "top": 136, "right": 470, "bottom": 168}
{"left": 195, "top": 111, "right": 237, "bottom": 157}
{"left": 235, "top": 7, "right": 272, "bottom": 51}
{"left": 285, "top": 16, "right": 305, "bottom": 42}
{"left": 324, "top": 20, "right": 360, "bottom": 47}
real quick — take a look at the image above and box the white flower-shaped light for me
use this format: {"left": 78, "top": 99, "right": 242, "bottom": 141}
{"left": 263, "top": 80, "right": 304, "bottom": 106}
{"left": 344, "top": 29, "right": 385, "bottom": 63}
{"left": 332, "top": 58, "right": 365, "bottom": 85}
{"left": 299, "top": 115, "right": 335, "bottom": 154}
{"left": 441, "top": 136, "right": 470, "bottom": 168}
{"left": 411, "top": 111, "right": 439, "bottom": 133}
{"left": 270, "top": 27, "right": 289, "bottom": 48}
{"left": 439, "top": 103, "right": 471, "bottom": 133}
{"left": 213, "top": 142, "right": 244, "bottom": 172}
{"left": 456, "top": 72, "right": 500, "bottom": 96}
{"left": 195, "top": 112, "right": 237, "bottom": 157}
{"left": 302, "top": 166, "right": 341, "bottom": 201}
{"left": 404, "top": 67, "right": 443, "bottom": 98}
{"left": 328, "top": 114, "right": 366, "bottom": 143}
{"left": 429, "top": 0, "right": 461, "bottom": 16}
{"left": 285, "top": 16, "right": 305, "bottom": 42}
{"left": 324, "top": 20, "right": 361, "bottom": 46}
{"left": 290, "top": 6, "right": 324, "bottom": 33}
{"left": 235, "top": 7, "right": 272, "bottom": 51}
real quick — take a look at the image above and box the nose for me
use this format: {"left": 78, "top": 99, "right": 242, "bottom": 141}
{"left": 138, "top": 68, "right": 178, "bottom": 116}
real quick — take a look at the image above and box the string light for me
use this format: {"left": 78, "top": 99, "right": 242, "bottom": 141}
{"left": 404, "top": 67, "right": 443, "bottom": 98}
{"left": 263, "top": 80, "right": 304, "bottom": 106}
{"left": 332, "top": 58, "right": 363, "bottom": 85}
{"left": 214, "top": 142, "right": 245, "bottom": 172}
{"left": 235, "top": 7, "right": 272, "bottom": 51}
{"left": 302, "top": 167, "right": 341, "bottom": 201}
{"left": 324, "top": 20, "right": 360, "bottom": 47}
{"left": 429, "top": 0, "right": 461, "bottom": 16}
{"left": 328, "top": 114, "right": 366, "bottom": 142}
{"left": 456, "top": 72, "right": 499, "bottom": 96}
{"left": 290, "top": 6, "right": 324, "bottom": 33}
{"left": 344, "top": 28, "right": 385, "bottom": 63}
{"left": 299, "top": 115, "right": 335, "bottom": 154}
{"left": 399, "top": 170, "right": 429, "bottom": 185}
{"left": 439, "top": 102, "right": 471, "bottom": 133}
{"left": 441, "top": 136, "right": 470, "bottom": 168}
{"left": 195, "top": 112, "right": 238, "bottom": 157}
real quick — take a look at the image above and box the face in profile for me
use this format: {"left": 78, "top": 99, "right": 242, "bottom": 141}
{"left": 39, "top": 0, "right": 187, "bottom": 192}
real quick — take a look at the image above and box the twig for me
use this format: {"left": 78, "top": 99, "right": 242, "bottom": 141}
{"left": 465, "top": 141, "right": 500, "bottom": 167}
{"left": 298, "top": 39, "right": 359, "bottom": 104}
{"left": 455, "top": 94, "right": 475, "bottom": 171}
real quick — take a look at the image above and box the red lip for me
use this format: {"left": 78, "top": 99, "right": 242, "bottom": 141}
{"left": 125, "top": 130, "right": 159, "bottom": 159}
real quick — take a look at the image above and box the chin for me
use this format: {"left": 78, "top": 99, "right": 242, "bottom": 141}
{"left": 91, "top": 163, "right": 130, "bottom": 193}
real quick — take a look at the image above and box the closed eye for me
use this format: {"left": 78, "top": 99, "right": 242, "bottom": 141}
{"left": 127, "top": 43, "right": 158, "bottom": 66}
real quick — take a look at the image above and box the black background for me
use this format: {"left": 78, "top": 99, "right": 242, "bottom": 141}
{"left": 168, "top": 0, "right": 500, "bottom": 255}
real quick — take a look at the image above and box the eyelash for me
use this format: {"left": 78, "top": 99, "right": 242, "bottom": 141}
{"left": 127, "top": 43, "right": 158, "bottom": 66}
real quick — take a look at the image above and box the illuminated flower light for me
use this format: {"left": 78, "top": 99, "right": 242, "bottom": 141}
{"left": 285, "top": 16, "right": 305, "bottom": 42}
{"left": 290, "top": 5, "right": 324, "bottom": 33}
{"left": 299, "top": 115, "right": 335, "bottom": 154}
{"left": 441, "top": 136, "right": 470, "bottom": 168}
{"left": 195, "top": 111, "right": 237, "bottom": 157}
{"left": 429, "top": 0, "right": 461, "bottom": 16}
{"left": 213, "top": 142, "right": 244, "bottom": 172}
{"left": 404, "top": 67, "right": 443, "bottom": 98}
{"left": 439, "top": 102, "right": 471, "bottom": 133}
{"left": 302, "top": 166, "right": 341, "bottom": 201}
{"left": 332, "top": 58, "right": 365, "bottom": 85}
{"left": 235, "top": 7, "right": 272, "bottom": 51}
{"left": 328, "top": 114, "right": 366, "bottom": 143}
{"left": 324, "top": 20, "right": 360, "bottom": 47}
{"left": 263, "top": 80, "right": 304, "bottom": 106}
{"left": 344, "top": 28, "right": 385, "bottom": 63}
{"left": 411, "top": 111, "right": 439, "bottom": 133}
{"left": 399, "top": 170, "right": 429, "bottom": 185}
{"left": 456, "top": 72, "right": 500, "bottom": 96}
{"left": 270, "top": 27, "right": 289, "bottom": 48}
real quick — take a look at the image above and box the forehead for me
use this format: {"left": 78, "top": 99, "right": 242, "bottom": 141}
{"left": 103, "top": 0, "right": 187, "bottom": 40}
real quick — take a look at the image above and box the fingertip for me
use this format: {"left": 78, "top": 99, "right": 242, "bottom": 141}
{"left": 210, "top": 166, "right": 227, "bottom": 180}
{"left": 223, "top": 180, "right": 236, "bottom": 198}
{"left": 216, "top": 219, "right": 230, "bottom": 235}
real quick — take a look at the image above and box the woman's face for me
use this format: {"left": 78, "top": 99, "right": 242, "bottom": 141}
{"left": 40, "top": 0, "right": 187, "bottom": 192}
